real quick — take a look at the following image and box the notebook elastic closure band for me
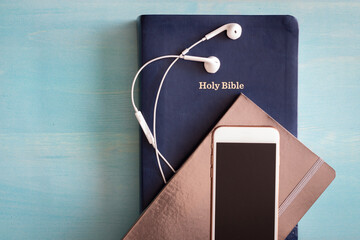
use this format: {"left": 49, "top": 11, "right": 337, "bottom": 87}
{"left": 278, "top": 157, "right": 325, "bottom": 217}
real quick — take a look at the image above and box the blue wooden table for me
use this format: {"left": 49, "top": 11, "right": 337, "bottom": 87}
{"left": 0, "top": 1, "right": 359, "bottom": 239}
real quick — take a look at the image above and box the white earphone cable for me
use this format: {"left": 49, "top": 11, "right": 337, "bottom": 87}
{"left": 131, "top": 38, "right": 207, "bottom": 184}
{"left": 131, "top": 55, "right": 179, "bottom": 179}
{"left": 152, "top": 38, "right": 206, "bottom": 183}
{"left": 152, "top": 57, "right": 180, "bottom": 183}
{"left": 133, "top": 24, "right": 242, "bottom": 184}
{"left": 131, "top": 55, "right": 180, "bottom": 112}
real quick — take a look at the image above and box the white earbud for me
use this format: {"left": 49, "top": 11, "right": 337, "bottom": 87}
{"left": 182, "top": 55, "right": 221, "bottom": 73}
{"left": 205, "top": 23, "right": 242, "bottom": 40}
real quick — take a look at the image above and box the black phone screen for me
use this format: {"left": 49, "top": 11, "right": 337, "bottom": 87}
{"left": 215, "top": 142, "right": 277, "bottom": 239}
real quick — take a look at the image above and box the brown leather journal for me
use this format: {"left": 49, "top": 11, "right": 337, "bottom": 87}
{"left": 124, "top": 94, "right": 335, "bottom": 240}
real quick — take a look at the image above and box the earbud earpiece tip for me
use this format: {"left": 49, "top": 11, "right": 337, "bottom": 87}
{"left": 204, "top": 56, "right": 220, "bottom": 74}
{"left": 227, "top": 24, "right": 242, "bottom": 40}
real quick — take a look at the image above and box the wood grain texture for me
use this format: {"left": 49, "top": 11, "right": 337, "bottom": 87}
{"left": 0, "top": 1, "right": 359, "bottom": 239}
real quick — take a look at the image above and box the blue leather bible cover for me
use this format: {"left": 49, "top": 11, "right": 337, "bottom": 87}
{"left": 138, "top": 15, "right": 298, "bottom": 239}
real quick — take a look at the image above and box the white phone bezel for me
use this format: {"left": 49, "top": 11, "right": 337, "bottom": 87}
{"left": 211, "top": 126, "right": 280, "bottom": 240}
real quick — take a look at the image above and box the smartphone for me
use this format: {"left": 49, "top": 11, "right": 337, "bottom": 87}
{"left": 211, "top": 126, "right": 280, "bottom": 240}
